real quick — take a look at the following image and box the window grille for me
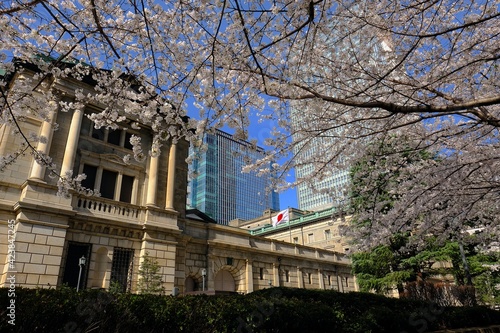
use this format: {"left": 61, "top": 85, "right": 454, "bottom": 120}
{"left": 110, "top": 248, "right": 134, "bottom": 292}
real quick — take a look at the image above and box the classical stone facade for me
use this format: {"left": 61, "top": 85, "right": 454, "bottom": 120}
{"left": 232, "top": 207, "right": 352, "bottom": 254}
{"left": 180, "top": 219, "right": 354, "bottom": 293}
{"left": 0, "top": 62, "right": 355, "bottom": 294}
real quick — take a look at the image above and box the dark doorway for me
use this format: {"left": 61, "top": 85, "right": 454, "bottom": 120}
{"left": 62, "top": 242, "right": 92, "bottom": 290}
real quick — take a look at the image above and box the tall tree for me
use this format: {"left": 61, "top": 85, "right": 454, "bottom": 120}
{"left": 349, "top": 136, "right": 484, "bottom": 298}
{"left": 469, "top": 250, "right": 500, "bottom": 307}
{"left": 1, "top": 1, "right": 499, "bottom": 248}
{"left": 349, "top": 137, "right": 429, "bottom": 295}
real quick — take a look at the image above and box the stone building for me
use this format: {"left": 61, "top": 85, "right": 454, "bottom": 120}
{"left": 231, "top": 207, "right": 352, "bottom": 254}
{"left": 0, "top": 59, "right": 355, "bottom": 294}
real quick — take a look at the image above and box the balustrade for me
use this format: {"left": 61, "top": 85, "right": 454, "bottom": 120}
{"left": 74, "top": 196, "right": 142, "bottom": 220}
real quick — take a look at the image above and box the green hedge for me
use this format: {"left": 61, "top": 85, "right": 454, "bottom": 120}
{"left": 1, "top": 287, "right": 499, "bottom": 332}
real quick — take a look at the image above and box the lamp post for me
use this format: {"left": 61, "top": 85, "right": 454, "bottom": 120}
{"left": 77, "top": 256, "right": 86, "bottom": 292}
{"left": 201, "top": 268, "right": 207, "bottom": 291}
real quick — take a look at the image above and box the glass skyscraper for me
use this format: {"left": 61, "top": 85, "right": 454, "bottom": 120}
{"left": 291, "top": 115, "right": 350, "bottom": 212}
{"left": 290, "top": 14, "right": 392, "bottom": 212}
{"left": 188, "top": 129, "right": 280, "bottom": 225}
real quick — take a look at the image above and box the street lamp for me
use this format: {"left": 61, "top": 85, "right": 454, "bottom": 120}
{"left": 77, "top": 256, "right": 86, "bottom": 292}
{"left": 201, "top": 268, "right": 207, "bottom": 291}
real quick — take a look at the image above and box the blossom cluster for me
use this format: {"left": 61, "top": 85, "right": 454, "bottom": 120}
{"left": 0, "top": 0, "right": 498, "bottom": 248}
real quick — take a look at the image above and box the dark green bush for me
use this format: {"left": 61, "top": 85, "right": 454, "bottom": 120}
{"left": 1, "top": 287, "right": 499, "bottom": 333}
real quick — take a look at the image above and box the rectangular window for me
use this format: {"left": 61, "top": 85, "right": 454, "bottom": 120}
{"left": 324, "top": 229, "right": 331, "bottom": 240}
{"left": 308, "top": 233, "right": 314, "bottom": 243}
{"left": 87, "top": 116, "right": 134, "bottom": 151}
{"left": 100, "top": 169, "right": 117, "bottom": 199}
{"left": 120, "top": 175, "right": 134, "bottom": 203}
{"left": 107, "top": 129, "right": 122, "bottom": 146}
{"left": 259, "top": 268, "right": 264, "bottom": 280}
{"left": 81, "top": 165, "right": 134, "bottom": 204}
{"left": 81, "top": 164, "right": 97, "bottom": 190}
{"left": 124, "top": 132, "right": 133, "bottom": 150}
{"left": 92, "top": 127, "right": 105, "bottom": 141}
{"left": 110, "top": 248, "right": 134, "bottom": 292}
{"left": 308, "top": 273, "right": 312, "bottom": 284}
{"left": 285, "top": 270, "right": 290, "bottom": 282}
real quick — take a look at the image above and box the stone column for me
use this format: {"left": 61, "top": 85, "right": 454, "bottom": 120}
{"left": 119, "top": 129, "right": 127, "bottom": 146}
{"left": 131, "top": 177, "right": 139, "bottom": 204}
{"left": 146, "top": 154, "right": 159, "bottom": 206}
{"left": 95, "top": 167, "right": 103, "bottom": 192}
{"left": 29, "top": 104, "right": 57, "bottom": 180}
{"left": 60, "top": 106, "right": 84, "bottom": 177}
{"left": 165, "top": 143, "right": 177, "bottom": 210}
{"left": 115, "top": 174, "right": 123, "bottom": 201}
{"left": 246, "top": 259, "right": 253, "bottom": 293}
{"left": 0, "top": 124, "right": 11, "bottom": 156}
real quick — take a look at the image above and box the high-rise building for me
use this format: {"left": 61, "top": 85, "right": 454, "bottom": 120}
{"left": 291, "top": 19, "right": 393, "bottom": 212}
{"left": 292, "top": 126, "right": 350, "bottom": 212}
{"left": 188, "top": 129, "right": 280, "bottom": 225}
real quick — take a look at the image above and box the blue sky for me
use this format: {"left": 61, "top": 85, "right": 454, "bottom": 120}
{"left": 246, "top": 114, "right": 298, "bottom": 210}
{"left": 278, "top": 186, "right": 298, "bottom": 210}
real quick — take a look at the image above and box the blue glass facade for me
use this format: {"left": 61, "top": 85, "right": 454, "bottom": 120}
{"left": 292, "top": 132, "right": 350, "bottom": 211}
{"left": 188, "top": 130, "right": 280, "bottom": 225}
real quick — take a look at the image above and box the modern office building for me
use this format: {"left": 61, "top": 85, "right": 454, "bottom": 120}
{"left": 290, "top": 29, "right": 393, "bottom": 212}
{"left": 188, "top": 129, "right": 280, "bottom": 225}
{"left": 291, "top": 112, "right": 350, "bottom": 212}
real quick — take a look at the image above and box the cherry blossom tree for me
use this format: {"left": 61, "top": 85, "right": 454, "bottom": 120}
{"left": 1, "top": 1, "right": 499, "bottom": 248}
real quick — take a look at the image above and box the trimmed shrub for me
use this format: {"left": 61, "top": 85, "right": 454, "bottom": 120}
{"left": 1, "top": 287, "right": 499, "bottom": 332}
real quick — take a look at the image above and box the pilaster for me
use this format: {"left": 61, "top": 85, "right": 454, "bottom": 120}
{"left": 318, "top": 269, "right": 325, "bottom": 289}
{"left": 246, "top": 259, "right": 253, "bottom": 293}
{"left": 297, "top": 266, "right": 304, "bottom": 288}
